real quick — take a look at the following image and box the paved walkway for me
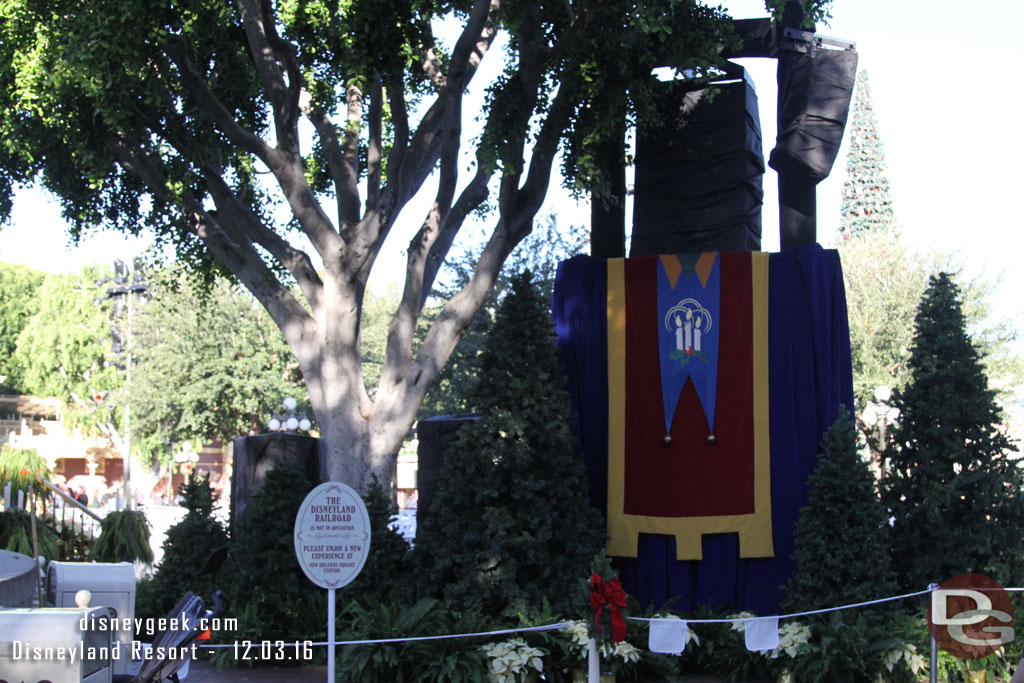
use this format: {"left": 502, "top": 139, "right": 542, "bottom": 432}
{"left": 184, "top": 659, "right": 329, "bottom": 682}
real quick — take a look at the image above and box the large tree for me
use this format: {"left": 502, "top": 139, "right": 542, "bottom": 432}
{"left": 0, "top": 0, "right": 756, "bottom": 489}
{"left": 129, "top": 273, "right": 305, "bottom": 464}
{"left": 881, "top": 273, "right": 1024, "bottom": 590}
{"left": 0, "top": 262, "right": 45, "bottom": 392}
{"left": 12, "top": 267, "right": 125, "bottom": 433}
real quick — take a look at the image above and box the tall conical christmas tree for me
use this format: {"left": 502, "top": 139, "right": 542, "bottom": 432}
{"left": 881, "top": 273, "right": 1024, "bottom": 590}
{"left": 784, "top": 410, "right": 896, "bottom": 612}
{"left": 414, "top": 271, "right": 605, "bottom": 618}
{"left": 839, "top": 72, "right": 897, "bottom": 238}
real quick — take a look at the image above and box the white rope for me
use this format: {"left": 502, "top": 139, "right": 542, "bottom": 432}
{"left": 628, "top": 587, "right": 935, "bottom": 624}
{"left": 198, "top": 585, "right": 1024, "bottom": 648}
{"left": 198, "top": 622, "right": 573, "bottom": 648}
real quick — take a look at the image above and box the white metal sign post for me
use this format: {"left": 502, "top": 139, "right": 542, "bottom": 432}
{"left": 294, "top": 481, "right": 371, "bottom": 682}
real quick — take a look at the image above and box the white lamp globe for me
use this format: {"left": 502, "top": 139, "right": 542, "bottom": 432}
{"left": 861, "top": 405, "right": 878, "bottom": 427}
{"left": 283, "top": 397, "right": 298, "bottom": 411}
{"left": 286, "top": 416, "right": 300, "bottom": 431}
{"left": 268, "top": 418, "right": 281, "bottom": 431}
{"left": 299, "top": 418, "right": 312, "bottom": 431}
{"left": 874, "top": 385, "right": 892, "bottom": 403}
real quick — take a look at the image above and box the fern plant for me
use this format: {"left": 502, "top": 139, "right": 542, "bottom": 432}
{"left": 89, "top": 509, "right": 153, "bottom": 564}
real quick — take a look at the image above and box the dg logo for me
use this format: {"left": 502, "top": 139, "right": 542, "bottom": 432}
{"left": 929, "top": 573, "right": 1015, "bottom": 659}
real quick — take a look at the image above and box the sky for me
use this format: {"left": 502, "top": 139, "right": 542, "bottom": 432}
{"left": 2, "top": 0, "right": 1023, "bottom": 336}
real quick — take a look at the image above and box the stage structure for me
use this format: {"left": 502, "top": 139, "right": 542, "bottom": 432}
{"left": 591, "top": 2, "right": 858, "bottom": 257}
{"left": 560, "top": 1, "right": 858, "bottom": 612}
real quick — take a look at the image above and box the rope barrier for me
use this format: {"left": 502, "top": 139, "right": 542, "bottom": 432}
{"left": 198, "top": 622, "right": 574, "bottom": 648}
{"left": 196, "top": 585, "right": 1024, "bottom": 648}
{"left": 627, "top": 587, "right": 936, "bottom": 624}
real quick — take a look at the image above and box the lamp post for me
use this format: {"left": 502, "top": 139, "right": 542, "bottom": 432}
{"left": 267, "top": 397, "right": 312, "bottom": 433}
{"left": 861, "top": 385, "right": 900, "bottom": 479}
{"left": 97, "top": 258, "right": 149, "bottom": 510}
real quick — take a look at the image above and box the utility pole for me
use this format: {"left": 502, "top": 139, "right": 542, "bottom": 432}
{"left": 98, "top": 258, "right": 148, "bottom": 510}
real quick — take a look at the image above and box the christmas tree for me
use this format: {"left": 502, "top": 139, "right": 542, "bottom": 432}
{"left": 881, "top": 273, "right": 1024, "bottom": 590}
{"left": 784, "top": 410, "right": 896, "bottom": 612}
{"left": 414, "top": 271, "right": 605, "bottom": 618}
{"left": 839, "top": 72, "right": 897, "bottom": 239}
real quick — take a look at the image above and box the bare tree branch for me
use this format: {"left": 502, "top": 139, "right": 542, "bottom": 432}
{"left": 366, "top": 74, "right": 384, "bottom": 213}
{"left": 108, "top": 131, "right": 317, "bottom": 364}
{"left": 299, "top": 88, "right": 360, "bottom": 228}
{"left": 419, "top": 163, "right": 493, "bottom": 308}
{"left": 234, "top": 0, "right": 299, "bottom": 152}
{"left": 343, "top": 0, "right": 502, "bottom": 281}
{"left": 164, "top": 38, "right": 270, "bottom": 160}
{"left": 258, "top": 0, "right": 302, "bottom": 152}
{"left": 200, "top": 165, "right": 325, "bottom": 312}
{"left": 448, "top": 0, "right": 501, "bottom": 87}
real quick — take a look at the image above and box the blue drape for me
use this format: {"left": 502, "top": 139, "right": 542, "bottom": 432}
{"left": 552, "top": 244, "right": 854, "bottom": 614}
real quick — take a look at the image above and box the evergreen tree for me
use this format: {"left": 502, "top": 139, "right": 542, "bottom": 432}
{"left": 839, "top": 72, "right": 897, "bottom": 239}
{"left": 141, "top": 475, "right": 229, "bottom": 617}
{"left": 783, "top": 410, "right": 896, "bottom": 612}
{"left": 414, "top": 271, "right": 605, "bottom": 619}
{"left": 881, "top": 273, "right": 1024, "bottom": 590}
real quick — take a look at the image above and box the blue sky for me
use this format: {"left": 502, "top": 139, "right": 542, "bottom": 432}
{"left": 2, "top": 0, "right": 1022, "bottom": 334}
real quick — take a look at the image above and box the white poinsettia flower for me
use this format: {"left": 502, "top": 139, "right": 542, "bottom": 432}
{"left": 730, "top": 611, "right": 756, "bottom": 632}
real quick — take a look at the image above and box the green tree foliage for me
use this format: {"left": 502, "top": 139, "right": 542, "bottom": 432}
{"left": 0, "top": 0, "right": 766, "bottom": 490}
{"left": 414, "top": 271, "right": 605, "bottom": 619}
{"left": 783, "top": 410, "right": 896, "bottom": 612}
{"left": 841, "top": 233, "right": 924, "bottom": 409}
{"left": 130, "top": 274, "right": 303, "bottom": 464}
{"left": 12, "top": 267, "right": 124, "bottom": 432}
{"left": 841, "top": 233, "right": 1023, "bottom": 412}
{"left": 881, "top": 273, "right": 1024, "bottom": 589}
{"left": 141, "top": 475, "right": 229, "bottom": 617}
{"left": 420, "top": 212, "right": 588, "bottom": 417}
{"left": 0, "top": 262, "right": 44, "bottom": 392}
{"left": 839, "top": 72, "right": 896, "bottom": 240}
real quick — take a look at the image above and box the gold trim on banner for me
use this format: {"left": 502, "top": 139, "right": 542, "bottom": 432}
{"left": 606, "top": 254, "right": 773, "bottom": 561}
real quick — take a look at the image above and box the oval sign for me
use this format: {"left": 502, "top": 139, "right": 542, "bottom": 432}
{"left": 294, "top": 482, "right": 371, "bottom": 589}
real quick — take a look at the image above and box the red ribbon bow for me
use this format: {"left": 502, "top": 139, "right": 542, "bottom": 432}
{"left": 589, "top": 573, "right": 627, "bottom": 642}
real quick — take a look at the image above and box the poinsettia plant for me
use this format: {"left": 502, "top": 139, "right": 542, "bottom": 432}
{"left": 581, "top": 552, "right": 628, "bottom": 644}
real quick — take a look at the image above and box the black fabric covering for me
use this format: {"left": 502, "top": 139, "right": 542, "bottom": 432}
{"left": 415, "top": 414, "right": 480, "bottom": 523}
{"left": 230, "top": 433, "right": 321, "bottom": 536}
{"left": 769, "top": 48, "right": 859, "bottom": 183}
{"left": 631, "top": 70, "right": 764, "bottom": 255}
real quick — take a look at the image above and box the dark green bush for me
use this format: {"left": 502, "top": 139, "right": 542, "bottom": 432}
{"left": 783, "top": 409, "right": 896, "bottom": 614}
{"left": 336, "top": 596, "right": 489, "bottom": 683}
{"left": 341, "top": 475, "right": 409, "bottom": 602}
{"left": 138, "top": 475, "right": 228, "bottom": 621}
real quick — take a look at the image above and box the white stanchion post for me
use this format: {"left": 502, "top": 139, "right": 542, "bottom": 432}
{"left": 587, "top": 638, "right": 600, "bottom": 683}
{"left": 328, "top": 587, "right": 336, "bottom": 683}
{"left": 3, "top": 482, "right": 10, "bottom": 509}
{"left": 928, "top": 583, "right": 938, "bottom": 683}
